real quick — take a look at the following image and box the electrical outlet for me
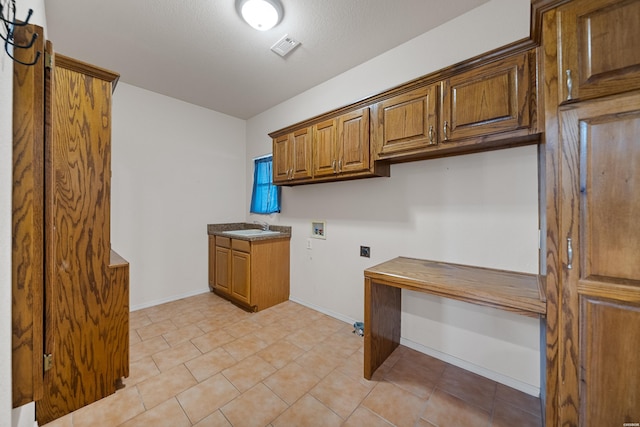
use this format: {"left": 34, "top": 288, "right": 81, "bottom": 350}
{"left": 306, "top": 239, "right": 312, "bottom": 249}
{"left": 360, "top": 246, "right": 370, "bottom": 258}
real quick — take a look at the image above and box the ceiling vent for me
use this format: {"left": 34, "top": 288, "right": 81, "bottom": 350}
{"left": 271, "top": 34, "right": 300, "bottom": 57}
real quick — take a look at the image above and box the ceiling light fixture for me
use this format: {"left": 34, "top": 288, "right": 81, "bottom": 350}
{"left": 235, "top": 0, "right": 283, "bottom": 31}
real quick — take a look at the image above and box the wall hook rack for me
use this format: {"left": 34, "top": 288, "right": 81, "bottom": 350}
{"left": 1, "top": 0, "right": 40, "bottom": 66}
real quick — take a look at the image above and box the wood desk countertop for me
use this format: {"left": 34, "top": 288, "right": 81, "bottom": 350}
{"left": 364, "top": 257, "right": 546, "bottom": 317}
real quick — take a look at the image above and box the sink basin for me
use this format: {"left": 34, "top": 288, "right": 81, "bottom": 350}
{"left": 223, "top": 229, "right": 281, "bottom": 237}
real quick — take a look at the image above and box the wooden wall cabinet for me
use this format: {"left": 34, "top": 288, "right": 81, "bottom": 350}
{"left": 441, "top": 51, "right": 533, "bottom": 142}
{"left": 373, "top": 85, "right": 440, "bottom": 158}
{"left": 273, "top": 127, "right": 313, "bottom": 184}
{"left": 313, "top": 107, "right": 371, "bottom": 178}
{"left": 373, "top": 50, "right": 536, "bottom": 162}
{"left": 213, "top": 236, "right": 290, "bottom": 312}
{"left": 557, "top": 0, "right": 640, "bottom": 103}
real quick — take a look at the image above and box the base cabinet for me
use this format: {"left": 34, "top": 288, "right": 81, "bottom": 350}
{"left": 212, "top": 236, "right": 290, "bottom": 311}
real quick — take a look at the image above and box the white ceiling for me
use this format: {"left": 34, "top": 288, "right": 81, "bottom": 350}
{"left": 45, "top": 0, "right": 489, "bottom": 119}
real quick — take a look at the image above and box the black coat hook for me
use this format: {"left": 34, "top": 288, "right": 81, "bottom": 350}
{"left": 1, "top": 1, "right": 40, "bottom": 66}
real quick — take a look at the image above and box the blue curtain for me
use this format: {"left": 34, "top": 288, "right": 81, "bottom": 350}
{"left": 250, "top": 156, "right": 281, "bottom": 214}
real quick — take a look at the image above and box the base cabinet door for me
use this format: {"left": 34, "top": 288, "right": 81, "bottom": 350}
{"left": 215, "top": 245, "right": 231, "bottom": 295}
{"left": 231, "top": 250, "right": 251, "bottom": 304}
{"left": 558, "top": 91, "right": 640, "bottom": 426}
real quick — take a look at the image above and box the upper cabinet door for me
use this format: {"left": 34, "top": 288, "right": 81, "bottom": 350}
{"left": 374, "top": 84, "right": 440, "bottom": 159}
{"left": 313, "top": 119, "right": 338, "bottom": 177}
{"left": 441, "top": 52, "right": 532, "bottom": 142}
{"left": 558, "top": 0, "right": 640, "bottom": 103}
{"left": 272, "top": 134, "right": 291, "bottom": 184}
{"left": 338, "top": 107, "right": 370, "bottom": 174}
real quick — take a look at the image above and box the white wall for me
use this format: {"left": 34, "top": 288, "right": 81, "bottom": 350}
{"left": 246, "top": 0, "right": 541, "bottom": 394}
{"left": 111, "top": 83, "right": 247, "bottom": 309}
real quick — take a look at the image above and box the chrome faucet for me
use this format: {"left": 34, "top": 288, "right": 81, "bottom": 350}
{"left": 254, "top": 221, "right": 270, "bottom": 231}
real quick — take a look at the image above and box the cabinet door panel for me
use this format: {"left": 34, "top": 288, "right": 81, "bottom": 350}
{"left": 558, "top": 92, "right": 640, "bottom": 426}
{"left": 559, "top": 0, "right": 640, "bottom": 102}
{"left": 580, "top": 297, "right": 640, "bottom": 426}
{"left": 291, "top": 127, "right": 313, "bottom": 180}
{"left": 442, "top": 52, "right": 530, "bottom": 141}
{"left": 339, "top": 107, "right": 370, "bottom": 174}
{"left": 376, "top": 85, "right": 439, "bottom": 157}
{"left": 313, "top": 119, "right": 337, "bottom": 177}
{"left": 273, "top": 135, "right": 290, "bottom": 183}
{"left": 231, "top": 251, "right": 251, "bottom": 304}
{"left": 215, "top": 246, "right": 231, "bottom": 295}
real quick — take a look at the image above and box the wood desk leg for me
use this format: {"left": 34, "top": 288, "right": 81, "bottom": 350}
{"left": 364, "top": 278, "right": 402, "bottom": 379}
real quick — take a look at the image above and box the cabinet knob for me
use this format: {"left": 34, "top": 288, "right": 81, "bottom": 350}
{"left": 443, "top": 121, "right": 449, "bottom": 141}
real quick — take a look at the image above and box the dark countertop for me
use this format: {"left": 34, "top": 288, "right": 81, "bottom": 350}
{"left": 207, "top": 222, "right": 292, "bottom": 241}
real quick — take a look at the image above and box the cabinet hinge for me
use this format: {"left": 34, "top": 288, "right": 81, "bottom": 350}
{"left": 43, "top": 353, "right": 53, "bottom": 372}
{"left": 45, "top": 52, "right": 53, "bottom": 69}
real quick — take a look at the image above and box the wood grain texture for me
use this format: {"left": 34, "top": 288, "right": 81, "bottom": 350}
{"left": 558, "top": 91, "right": 640, "bottom": 426}
{"left": 365, "top": 257, "right": 546, "bottom": 317}
{"left": 313, "top": 119, "right": 338, "bottom": 177}
{"left": 12, "top": 23, "right": 45, "bottom": 408}
{"left": 108, "top": 250, "right": 130, "bottom": 380}
{"left": 338, "top": 107, "right": 370, "bottom": 173}
{"left": 37, "top": 55, "right": 121, "bottom": 425}
{"left": 363, "top": 277, "right": 401, "bottom": 380}
{"left": 557, "top": 0, "right": 640, "bottom": 103}
{"left": 540, "top": 7, "right": 561, "bottom": 426}
{"left": 208, "top": 235, "right": 216, "bottom": 291}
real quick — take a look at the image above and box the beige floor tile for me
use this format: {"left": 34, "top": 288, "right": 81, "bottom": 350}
{"left": 129, "top": 330, "right": 142, "bottom": 346}
{"left": 310, "top": 369, "right": 373, "bottom": 419}
{"left": 185, "top": 347, "right": 237, "bottom": 382}
{"left": 384, "top": 354, "right": 440, "bottom": 398}
{"left": 295, "top": 345, "right": 343, "bottom": 378}
{"left": 191, "top": 329, "right": 236, "bottom": 353}
{"left": 249, "top": 306, "right": 285, "bottom": 326}
{"left": 308, "top": 315, "right": 346, "bottom": 335}
{"left": 437, "top": 365, "right": 497, "bottom": 412}
{"left": 495, "top": 383, "right": 541, "bottom": 416}
{"left": 137, "top": 364, "right": 197, "bottom": 410}
{"left": 342, "top": 407, "right": 394, "bottom": 427}
{"left": 222, "top": 333, "right": 269, "bottom": 361}
{"left": 263, "top": 361, "right": 321, "bottom": 405}
{"left": 162, "top": 323, "right": 205, "bottom": 347}
{"left": 192, "top": 410, "right": 232, "bottom": 427}
{"left": 177, "top": 373, "right": 240, "bottom": 424}
{"left": 272, "top": 394, "right": 342, "bottom": 427}
{"left": 362, "top": 381, "right": 428, "bottom": 427}
{"left": 71, "top": 386, "right": 145, "bottom": 427}
{"left": 152, "top": 340, "right": 202, "bottom": 372}
{"left": 136, "top": 318, "right": 177, "bottom": 341}
{"left": 41, "top": 412, "right": 73, "bottom": 427}
{"left": 285, "top": 327, "right": 330, "bottom": 351}
{"left": 129, "top": 335, "right": 169, "bottom": 362}
{"left": 221, "top": 383, "right": 289, "bottom": 426}
{"left": 491, "top": 399, "right": 542, "bottom": 427}
{"left": 421, "top": 389, "right": 491, "bottom": 427}
{"left": 257, "top": 340, "right": 305, "bottom": 369}
{"left": 129, "top": 312, "right": 152, "bottom": 330}
{"left": 170, "top": 309, "right": 207, "bottom": 329}
{"left": 122, "top": 356, "right": 160, "bottom": 387}
{"left": 250, "top": 322, "right": 290, "bottom": 345}
{"left": 222, "top": 354, "right": 277, "bottom": 392}
{"left": 119, "top": 397, "right": 190, "bottom": 427}
{"left": 224, "top": 318, "right": 263, "bottom": 338}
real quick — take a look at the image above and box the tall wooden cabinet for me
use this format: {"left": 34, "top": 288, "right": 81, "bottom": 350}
{"left": 34, "top": 53, "right": 129, "bottom": 425}
{"left": 540, "top": 0, "right": 640, "bottom": 424}
{"left": 11, "top": 27, "right": 130, "bottom": 425}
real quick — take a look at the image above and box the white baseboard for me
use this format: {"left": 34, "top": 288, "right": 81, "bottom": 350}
{"left": 130, "top": 288, "right": 211, "bottom": 312}
{"left": 288, "top": 296, "right": 357, "bottom": 326}
{"left": 288, "top": 297, "right": 539, "bottom": 397}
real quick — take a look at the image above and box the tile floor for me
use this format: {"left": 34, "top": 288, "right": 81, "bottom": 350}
{"left": 43, "top": 292, "right": 543, "bottom": 427}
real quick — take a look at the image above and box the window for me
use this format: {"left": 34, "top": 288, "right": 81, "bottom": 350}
{"left": 250, "top": 155, "right": 281, "bottom": 214}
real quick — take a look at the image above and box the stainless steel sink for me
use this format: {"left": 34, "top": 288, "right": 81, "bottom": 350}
{"left": 223, "top": 229, "right": 281, "bottom": 237}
